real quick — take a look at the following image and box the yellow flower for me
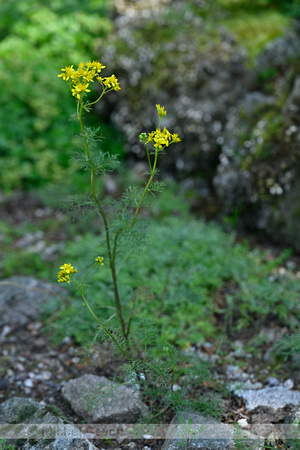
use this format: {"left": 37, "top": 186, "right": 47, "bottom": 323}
{"left": 57, "top": 263, "right": 77, "bottom": 284}
{"left": 172, "top": 133, "right": 181, "bottom": 143}
{"left": 92, "top": 61, "right": 106, "bottom": 72}
{"left": 83, "top": 69, "right": 96, "bottom": 82}
{"left": 156, "top": 104, "right": 167, "bottom": 119}
{"left": 146, "top": 126, "right": 181, "bottom": 150}
{"left": 71, "top": 83, "right": 91, "bottom": 99}
{"left": 57, "top": 65, "right": 74, "bottom": 81}
{"left": 95, "top": 256, "right": 104, "bottom": 266}
{"left": 102, "top": 75, "right": 121, "bottom": 91}
{"left": 58, "top": 61, "right": 120, "bottom": 100}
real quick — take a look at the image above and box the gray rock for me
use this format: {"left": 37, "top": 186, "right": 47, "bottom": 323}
{"left": 161, "top": 411, "right": 263, "bottom": 450}
{"left": 285, "top": 404, "right": 300, "bottom": 427}
{"left": 283, "top": 75, "right": 300, "bottom": 124}
{"left": 236, "top": 386, "right": 300, "bottom": 411}
{"left": 61, "top": 374, "right": 149, "bottom": 423}
{"left": 256, "top": 32, "right": 300, "bottom": 71}
{"left": 283, "top": 379, "right": 294, "bottom": 390}
{"left": 267, "top": 377, "right": 280, "bottom": 387}
{"left": 0, "top": 397, "right": 39, "bottom": 423}
{"left": 0, "top": 396, "right": 98, "bottom": 449}
{"left": 0, "top": 276, "right": 65, "bottom": 327}
{"left": 99, "top": 0, "right": 251, "bottom": 178}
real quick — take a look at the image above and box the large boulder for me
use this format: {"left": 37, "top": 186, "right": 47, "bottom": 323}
{"left": 0, "top": 397, "right": 97, "bottom": 449}
{"left": 62, "top": 374, "right": 149, "bottom": 423}
{"left": 161, "top": 411, "right": 263, "bottom": 450}
{"left": 97, "top": 0, "right": 251, "bottom": 179}
{"left": 0, "top": 276, "right": 65, "bottom": 328}
{"left": 213, "top": 28, "right": 300, "bottom": 248}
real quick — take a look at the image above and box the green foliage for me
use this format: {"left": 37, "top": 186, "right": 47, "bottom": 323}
{"left": 233, "top": 424, "right": 257, "bottom": 449}
{"left": 0, "top": 440, "right": 15, "bottom": 450}
{"left": 0, "top": 0, "right": 123, "bottom": 191}
{"left": 193, "top": 392, "right": 224, "bottom": 420}
{"left": 14, "top": 404, "right": 38, "bottom": 423}
{"left": 2, "top": 249, "right": 52, "bottom": 279}
{"left": 274, "top": 332, "right": 300, "bottom": 363}
{"left": 176, "top": 416, "right": 204, "bottom": 449}
{"left": 43, "top": 215, "right": 300, "bottom": 349}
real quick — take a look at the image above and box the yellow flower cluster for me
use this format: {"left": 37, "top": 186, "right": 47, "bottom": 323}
{"left": 98, "top": 74, "right": 120, "bottom": 91}
{"left": 58, "top": 61, "right": 120, "bottom": 99}
{"left": 156, "top": 104, "right": 167, "bottom": 119}
{"left": 58, "top": 263, "right": 77, "bottom": 284}
{"left": 147, "top": 127, "right": 181, "bottom": 149}
{"left": 95, "top": 256, "right": 104, "bottom": 266}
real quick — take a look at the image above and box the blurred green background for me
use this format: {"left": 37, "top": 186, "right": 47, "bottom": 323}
{"left": 0, "top": 0, "right": 124, "bottom": 191}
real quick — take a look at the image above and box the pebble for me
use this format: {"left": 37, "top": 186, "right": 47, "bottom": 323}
{"left": 283, "top": 378, "right": 294, "bottom": 390}
{"left": 237, "top": 418, "right": 249, "bottom": 428}
{"left": 33, "top": 338, "right": 47, "bottom": 350}
{"left": 85, "top": 433, "right": 96, "bottom": 439}
{"left": 127, "top": 443, "right": 137, "bottom": 450}
{"left": 267, "top": 376, "right": 280, "bottom": 387}
{"left": 71, "top": 357, "right": 80, "bottom": 364}
{"left": 36, "top": 371, "right": 52, "bottom": 381}
{"left": 24, "top": 379, "right": 34, "bottom": 388}
{"left": 226, "top": 365, "right": 248, "bottom": 381}
{"left": 1, "top": 325, "right": 12, "bottom": 339}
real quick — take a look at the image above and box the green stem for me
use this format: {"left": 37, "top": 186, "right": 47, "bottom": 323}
{"left": 79, "top": 263, "right": 97, "bottom": 288}
{"left": 78, "top": 100, "right": 127, "bottom": 339}
{"left": 169, "top": 350, "right": 175, "bottom": 391}
{"left": 146, "top": 144, "right": 152, "bottom": 173}
{"left": 73, "top": 278, "right": 132, "bottom": 360}
{"left": 131, "top": 148, "right": 159, "bottom": 227}
{"left": 85, "top": 87, "right": 106, "bottom": 107}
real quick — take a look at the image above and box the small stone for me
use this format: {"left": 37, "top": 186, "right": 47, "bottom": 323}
{"left": 36, "top": 370, "right": 52, "bottom": 381}
{"left": 283, "top": 378, "right": 294, "bottom": 390}
{"left": 267, "top": 377, "right": 280, "bottom": 387}
{"left": 226, "top": 365, "right": 248, "bottom": 381}
{"left": 33, "top": 337, "right": 47, "bottom": 350}
{"left": 1, "top": 325, "right": 12, "bottom": 338}
{"left": 24, "top": 378, "right": 34, "bottom": 388}
{"left": 237, "top": 418, "right": 249, "bottom": 428}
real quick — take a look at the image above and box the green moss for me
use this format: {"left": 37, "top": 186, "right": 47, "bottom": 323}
{"left": 14, "top": 404, "right": 38, "bottom": 423}
{"left": 222, "top": 11, "right": 288, "bottom": 64}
